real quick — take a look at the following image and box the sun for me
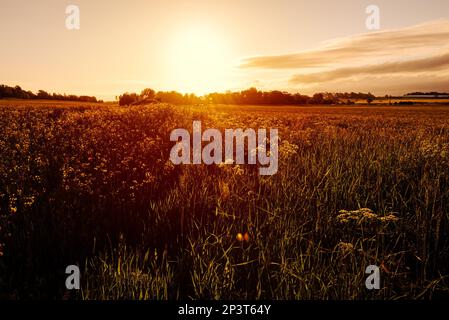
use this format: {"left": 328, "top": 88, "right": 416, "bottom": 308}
{"left": 168, "top": 25, "right": 232, "bottom": 95}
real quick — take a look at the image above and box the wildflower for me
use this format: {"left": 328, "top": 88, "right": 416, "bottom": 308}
{"left": 336, "top": 208, "right": 377, "bottom": 224}
{"left": 336, "top": 241, "right": 354, "bottom": 254}
{"left": 219, "top": 181, "right": 230, "bottom": 201}
{"left": 279, "top": 140, "right": 299, "bottom": 159}
{"left": 243, "top": 232, "right": 250, "bottom": 242}
{"left": 379, "top": 214, "right": 399, "bottom": 223}
{"left": 164, "top": 160, "right": 175, "bottom": 172}
{"left": 236, "top": 233, "right": 243, "bottom": 242}
{"left": 362, "top": 211, "right": 378, "bottom": 220}
{"left": 218, "top": 158, "right": 234, "bottom": 168}
{"left": 336, "top": 212, "right": 350, "bottom": 223}
{"left": 233, "top": 165, "right": 244, "bottom": 176}
{"left": 24, "top": 196, "right": 35, "bottom": 207}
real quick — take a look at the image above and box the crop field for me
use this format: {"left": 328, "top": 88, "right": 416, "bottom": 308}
{"left": 0, "top": 100, "right": 448, "bottom": 299}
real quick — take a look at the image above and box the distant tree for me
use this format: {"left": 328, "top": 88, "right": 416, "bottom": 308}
{"left": 37, "top": 90, "right": 50, "bottom": 99}
{"left": 0, "top": 83, "right": 99, "bottom": 102}
{"left": 155, "top": 91, "right": 185, "bottom": 104}
{"left": 119, "top": 92, "right": 139, "bottom": 106}
{"left": 140, "top": 88, "right": 156, "bottom": 101}
{"left": 293, "top": 93, "right": 309, "bottom": 104}
{"left": 115, "top": 87, "right": 379, "bottom": 107}
{"left": 310, "top": 93, "right": 324, "bottom": 104}
{"left": 241, "top": 87, "right": 262, "bottom": 104}
{"left": 79, "top": 95, "right": 98, "bottom": 103}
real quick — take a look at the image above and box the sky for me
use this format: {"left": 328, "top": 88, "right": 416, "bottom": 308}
{"left": 1, "top": 0, "right": 449, "bottom": 100}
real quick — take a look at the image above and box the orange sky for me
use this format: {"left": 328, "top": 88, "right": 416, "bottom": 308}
{"left": 1, "top": 0, "right": 449, "bottom": 100}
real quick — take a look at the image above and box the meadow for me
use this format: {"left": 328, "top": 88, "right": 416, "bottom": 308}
{"left": 0, "top": 100, "right": 448, "bottom": 299}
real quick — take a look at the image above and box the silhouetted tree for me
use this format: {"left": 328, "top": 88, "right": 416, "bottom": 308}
{"left": 140, "top": 88, "right": 156, "bottom": 100}
{"left": 116, "top": 87, "right": 381, "bottom": 106}
{"left": 0, "top": 84, "right": 98, "bottom": 102}
{"left": 119, "top": 93, "right": 139, "bottom": 106}
{"left": 310, "top": 93, "right": 324, "bottom": 104}
{"left": 37, "top": 90, "right": 50, "bottom": 99}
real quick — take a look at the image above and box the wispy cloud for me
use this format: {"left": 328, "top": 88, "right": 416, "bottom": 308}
{"left": 290, "top": 52, "right": 449, "bottom": 84}
{"left": 241, "top": 20, "right": 449, "bottom": 70}
{"left": 240, "top": 20, "right": 449, "bottom": 94}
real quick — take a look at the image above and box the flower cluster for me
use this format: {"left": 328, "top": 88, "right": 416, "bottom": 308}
{"left": 336, "top": 208, "right": 399, "bottom": 225}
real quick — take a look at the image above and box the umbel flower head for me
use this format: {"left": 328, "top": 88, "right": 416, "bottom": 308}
{"left": 336, "top": 241, "right": 354, "bottom": 254}
{"left": 336, "top": 208, "right": 399, "bottom": 225}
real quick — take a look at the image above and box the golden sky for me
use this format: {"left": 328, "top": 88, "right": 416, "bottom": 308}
{"left": 1, "top": 0, "right": 449, "bottom": 100}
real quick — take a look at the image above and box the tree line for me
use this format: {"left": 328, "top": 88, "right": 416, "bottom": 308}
{"left": 118, "top": 88, "right": 202, "bottom": 106}
{"left": 1, "top": 83, "right": 377, "bottom": 106}
{"left": 119, "top": 87, "right": 376, "bottom": 106}
{"left": 0, "top": 84, "right": 101, "bottom": 103}
{"left": 405, "top": 92, "right": 449, "bottom": 97}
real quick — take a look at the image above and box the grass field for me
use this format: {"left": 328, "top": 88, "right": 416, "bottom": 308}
{"left": 356, "top": 98, "right": 449, "bottom": 105}
{"left": 0, "top": 100, "right": 448, "bottom": 299}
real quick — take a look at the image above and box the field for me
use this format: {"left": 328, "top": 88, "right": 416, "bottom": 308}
{"left": 0, "top": 100, "right": 448, "bottom": 299}
{"left": 356, "top": 98, "right": 449, "bottom": 105}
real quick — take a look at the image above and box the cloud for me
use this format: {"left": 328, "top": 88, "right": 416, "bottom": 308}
{"left": 239, "top": 20, "right": 449, "bottom": 94}
{"left": 240, "top": 20, "right": 449, "bottom": 69}
{"left": 290, "top": 52, "right": 449, "bottom": 84}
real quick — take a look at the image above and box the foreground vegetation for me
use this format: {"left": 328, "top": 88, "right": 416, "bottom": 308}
{"left": 0, "top": 101, "right": 448, "bottom": 299}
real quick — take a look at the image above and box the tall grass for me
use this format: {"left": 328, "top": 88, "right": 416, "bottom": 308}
{"left": 0, "top": 102, "right": 448, "bottom": 299}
